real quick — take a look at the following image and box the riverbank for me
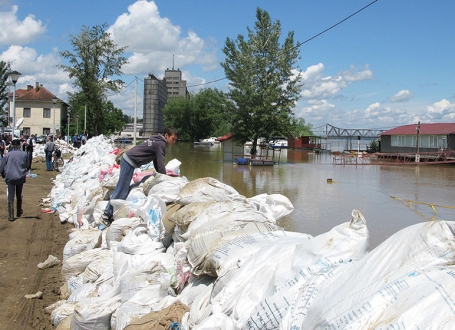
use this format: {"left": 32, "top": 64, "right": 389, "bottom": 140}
{"left": 0, "top": 158, "right": 71, "bottom": 329}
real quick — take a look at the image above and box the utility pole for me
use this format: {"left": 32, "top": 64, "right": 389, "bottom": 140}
{"left": 415, "top": 121, "right": 421, "bottom": 163}
{"left": 134, "top": 76, "right": 137, "bottom": 145}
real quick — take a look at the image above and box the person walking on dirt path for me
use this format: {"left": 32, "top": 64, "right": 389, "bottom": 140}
{"left": 0, "top": 139, "right": 28, "bottom": 221}
{"left": 44, "top": 136, "right": 55, "bottom": 171}
{"left": 25, "top": 134, "right": 34, "bottom": 171}
{"left": 101, "top": 126, "right": 179, "bottom": 227}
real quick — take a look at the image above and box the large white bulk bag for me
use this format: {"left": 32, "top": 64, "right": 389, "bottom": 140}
{"left": 175, "top": 177, "right": 244, "bottom": 205}
{"left": 299, "top": 220, "right": 455, "bottom": 329}
{"left": 211, "top": 209, "right": 369, "bottom": 328}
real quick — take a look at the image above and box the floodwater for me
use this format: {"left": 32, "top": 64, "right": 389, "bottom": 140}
{"left": 165, "top": 142, "right": 455, "bottom": 250}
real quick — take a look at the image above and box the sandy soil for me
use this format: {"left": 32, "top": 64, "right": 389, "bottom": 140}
{"left": 0, "top": 157, "right": 71, "bottom": 330}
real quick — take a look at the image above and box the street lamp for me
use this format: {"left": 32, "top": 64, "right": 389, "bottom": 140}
{"left": 52, "top": 98, "right": 58, "bottom": 141}
{"left": 9, "top": 70, "right": 22, "bottom": 137}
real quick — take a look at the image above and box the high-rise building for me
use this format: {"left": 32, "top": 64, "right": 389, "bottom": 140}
{"left": 164, "top": 68, "right": 189, "bottom": 98}
{"left": 142, "top": 68, "right": 188, "bottom": 135}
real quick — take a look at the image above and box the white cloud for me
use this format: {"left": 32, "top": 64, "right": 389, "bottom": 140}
{"left": 108, "top": 0, "right": 218, "bottom": 75}
{"left": 341, "top": 65, "right": 373, "bottom": 82}
{"left": 295, "top": 99, "right": 335, "bottom": 125}
{"left": 0, "top": 5, "right": 46, "bottom": 46}
{"left": 426, "top": 99, "right": 455, "bottom": 121}
{"left": 389, "top": 89, "right": 413, "bottom": 103}
{"left": 300, "top": 63, "right": 373, "bottom": 100}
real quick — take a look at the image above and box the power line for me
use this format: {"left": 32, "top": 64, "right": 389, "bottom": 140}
{"left": 107, "top": 1, "right": 379, "bottom": 93}
{"left": 187, "top": 0, "right": 379, "bottom": 88}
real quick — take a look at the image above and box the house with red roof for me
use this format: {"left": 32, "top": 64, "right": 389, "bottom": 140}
{"left": 380, "top": 123, "right": 455, "bottom": 153}
{"left": 9, "top": 82, "right": 68, "bottom": 138}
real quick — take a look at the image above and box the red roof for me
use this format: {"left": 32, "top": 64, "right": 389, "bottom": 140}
{"left": 10, "top": 83, "right": 59, "bottom": 102}
{"left": 381, "top": 123, "right": 455, "bottom": 136}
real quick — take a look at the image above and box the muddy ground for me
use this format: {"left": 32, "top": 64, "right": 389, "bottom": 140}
{"left": 0, "top": 157, "right": 72, "bottom": 330}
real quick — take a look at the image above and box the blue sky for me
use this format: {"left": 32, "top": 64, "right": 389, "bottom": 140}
{"left": 1, "top": 0, "right": 454, "bottom": 132}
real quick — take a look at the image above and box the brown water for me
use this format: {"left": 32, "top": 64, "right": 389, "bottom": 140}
{"left": 166, "top": 142, "right": 455, "bottom": 250}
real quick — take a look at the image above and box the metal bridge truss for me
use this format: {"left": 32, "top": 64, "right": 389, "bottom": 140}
{"left": 313, "top": 123, "right": 386, "bottom": 138}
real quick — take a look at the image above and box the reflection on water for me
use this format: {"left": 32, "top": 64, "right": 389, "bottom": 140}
{"left": 167, "top": 142, "right": 455, "bottom": 249}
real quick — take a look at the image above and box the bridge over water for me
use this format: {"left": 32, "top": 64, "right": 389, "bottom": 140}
{"left": 312, "top": 123, "right": 387, "bottom": 138}
{"left": 311, "top": 123, "right": 388, "bottom": 152}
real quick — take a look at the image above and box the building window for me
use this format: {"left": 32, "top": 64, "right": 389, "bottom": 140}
{"left": 43, "top": 128, "right": 50, "bottom": 135}
{"left": 43, "top": 108, "right": 51, "bottom": 118}
{"left": 23, "top": 108, "right": 31, "bottom": 117}
{"left": 429, "top": 135, "right": 438, "bottom": 148}
{"left": 23, "top": 127, "right": 30, "bottom": 136}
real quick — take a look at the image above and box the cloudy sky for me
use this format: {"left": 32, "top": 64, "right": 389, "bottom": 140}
{"left": 1, "top": 0, "right": 454, "bottom": 132}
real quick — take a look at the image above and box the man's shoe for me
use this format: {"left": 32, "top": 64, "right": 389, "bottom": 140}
{"left": 100, "top": 214, "right": 113, "bottom": 227}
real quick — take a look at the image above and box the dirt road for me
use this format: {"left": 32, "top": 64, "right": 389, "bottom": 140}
{"left": 0, "top": 157, "right": 71, "bottom": 330}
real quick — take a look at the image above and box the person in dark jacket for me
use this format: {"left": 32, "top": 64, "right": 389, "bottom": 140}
{"left": 44, "top": 136, "right": 55, "bottom": 171}
{"left": 101, "top": 127, "right": 178, "bottom": 227}
{"left": 0, "top": 139, "right": 28, "bottom": 221}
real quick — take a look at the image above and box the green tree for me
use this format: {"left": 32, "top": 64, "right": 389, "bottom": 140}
{"left": 103, "top": 101, "right": 126, "bottom": 134}
{"left": 163, "top": 88, "right": 233, "bottom": 141}
{"left": 58, "top": 23, "right": 128, "bottom": 136}
{"left": 221, "top": 8, "right": 303, "bottom": 155}
{"left": 289, "top": 117, "right": 313, "bottom": 138}
{"left": 0, "top": 61, "right": 11, "bottom": 128}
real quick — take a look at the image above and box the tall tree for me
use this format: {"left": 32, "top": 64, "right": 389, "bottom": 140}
{"left": 163, "top": 88, "right": 233, "bottom": 141}
{"left": 0, "top": 61, "right": 11, "bottom": 128}
{"left": 290, "top": 117, "right": 313, "bottom": 138}
{"left": 58, "top": 23, "right": 128, "bottom": 136}
{"left": 221, "top": 8, "right": 303, "bottom": 154}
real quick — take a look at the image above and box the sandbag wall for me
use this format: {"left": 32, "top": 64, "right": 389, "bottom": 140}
{"left": 44, "top": 135, "right": 455, "bottom": 329}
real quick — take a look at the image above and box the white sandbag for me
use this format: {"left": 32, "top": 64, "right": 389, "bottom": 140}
{"left": 135, "top": 195, "right": 166, "bottom": 239}
{"left": 177, "top": 274, "right": 216, "bottom": 307}
{"left": 147, "top": 178, "right": 188, "bottom": 203}
{"left": 50, "top": 301, "right": 78, "bottom": 327}
{"left": 63, "top": 229, "right": 102, "bottom": 261}
{"left": 105, "top": 217, "right": 143, "bottom": 249}
{"left": 190, "top": 312, "right": 235, "bottom": 330}
{"left": 211, "top": 209, "right": 369, "bottom": 328}
{"left": 171, "top": 201, "right": 274, "bottom": 241}
{"left": 204, "top": 231, "right": 312, "bottom": 278}
{"left": 112, "top": 249, "right": 175, "bottom": 283}
{"left": 365, "top": 266, "right": 455, "bottom": 328}
{"left": 299, "top": 220, "right": 455, "bottom": 329}
{"left": 81, "top": 254, "right": 114, "bottom": 283}
{"left": 68, "top": 282, "right": 97, "bottom": 302}
{"left": 247, "top": 193, "right": 294, "bottom": 221}
{"left": 62, "top": 248, "right": 112, "bottom": 281}
{"left": 186, "top": 281, "right": 214, "bottom": 329}
{"left": 71, "top": 294, "right": 121, "bottom": 330}
{"left": 112, "top": 295, "right": 177, "bottom": 330}
{"left": 186, "top": 220, "right": 282, "bottom": 276}
{"left": 111, "top": 188, "right": 147, "bottom": 220}
{"left": 166, "top": 158, "right": 181, "bottom": 174}
{"left": 120, "top": 264, "right": 168, "bottom": 303}
{"left": 175, "top": 177, "right": 244, "bottom": 205}
{"left": 117, "top": 226, "right": 165, "bottom": 255}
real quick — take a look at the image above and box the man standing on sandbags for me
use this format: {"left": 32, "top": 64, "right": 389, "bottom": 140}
{"left": 0, "top": 139, "right": 28, "bottom": 221}
{"left": 101, "top": 127, "right": 179, "bottom": 227}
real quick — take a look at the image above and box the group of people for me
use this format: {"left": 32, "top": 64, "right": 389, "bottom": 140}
{"left": 1, "top": 127, "right": 179, "bottom": 224}
{"left": 71, "top": 130, "right": 88, "bottom": 149}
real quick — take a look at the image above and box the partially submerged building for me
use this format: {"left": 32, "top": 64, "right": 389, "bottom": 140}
{"left": 380, "top": 122, "right": 455, "bottom": 153}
